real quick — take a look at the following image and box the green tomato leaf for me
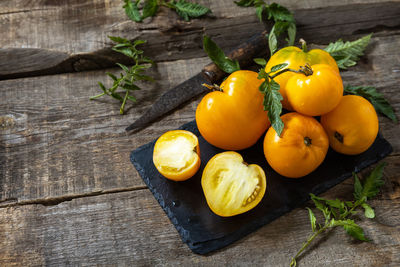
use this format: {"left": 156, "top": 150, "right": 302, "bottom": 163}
{"left": 353, "top": 172, "right": 363, "bottom": 201}
{"left": 344, "top": 85, "right": 397, "bottom": 123}
{"left": 268, "top": 28, "right": 278, "bottom": 56}
{"left": 255, "top": 5, "right": 264, "bottom": 22}
{"left": 259, "top": 79, "right": 284, "bottom": 135}
{"left": 265, "top": 3, "right": 294, "bottom": 22}
{"left": 108, "top": 35, "right": 130, "bottom": 44}
{"left": 361, "top": 203, "right": 375, "bottom": 219}
{"left": 286, "top": 22, "right": 296, "bottom": 46}
{"left": 142, "top": 0, "right": 159, "bottom": 19}
{"left": 234, "top": 0, "right": 259, "bottom": 7}
{"left": 254, "top": 58, "right": 267, "bottom": 66}
{"left": 307, "top": 208, "right": 317, "bottom": 232}
{"left": 169, "top": 0, "right": 210, "bottom": 21}
{"left": 332, "top": 219, "right": 369, "bottom": 241}
{"left": 116, "top": 63, "right": 130, "bottom": 73}
{"left": 123, "top": 0, "right": 142, "bottom": 22}
{"left": 361, "top": 162, "right": 386, "bottom": 200}
{"left": 270, "top": 63, "right": 288, "bottom": 72}
{"left": 203, "top": 35, "right": 241, "bottom": 74}
{"left": 324, "top": 34, "right": 372, "bottom": 70}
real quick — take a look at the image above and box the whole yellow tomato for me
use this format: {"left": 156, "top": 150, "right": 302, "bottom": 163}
{"left": 196, "top": 70, "right": 270, "bottom": 150}
{"left": 201, "top": 151, "right": 266, "bottom": 217}
{"left": 265, "top": 46, "right": 339, "bottom": 110}
{"left": 263, "top": 112, "right": 329, "bottom": 178}
{"left": 321, "top": 95, "right": 379, "bottom": 155}
{"left": 153, "top": 130, "right": 201, "bottom": 181}
{"left": 285, "top": 64, "right": 343, "bottom": 116}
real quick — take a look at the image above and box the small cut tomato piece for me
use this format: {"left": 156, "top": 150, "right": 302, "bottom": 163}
{"left": 201, "top": 151, "right": 266, "bottom": 217}
{"left": 153, "top": 130, "right": 200, "bottom": 181}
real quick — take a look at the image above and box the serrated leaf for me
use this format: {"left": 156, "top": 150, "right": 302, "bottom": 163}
{"left": 260, "top": 79, "right": 284, "bottom": 135}
{"left": 203, "top": 35, "right": 241, "bottom": 74}
{"left": 307, "top": 208, "right": 317, "bottom": 232}
{"left": 122, "top": 83, "right": 141, "bottom": 91}
{"left": 169, "top": 0, "right": 210, "bottom": 21}
{"left": 270, "top": 63, "right": 288, "bottom": 72}
{"left": 266, "top": 3, "right": 294, "bottom": 22}
{"left": 353, "top": 172, "right": 363, "bottom": 201}
{"left": 98, "top": 82, "right": 107, "bottom": 93}
{"left": 106, "top": 72, "right": 118, "bottom": 81}
{"left": 361, "top": 203, "right": 375, "bottom": 219}
{"left": 142, "top": 0, "right": 159, "bottom": 19}
{"left": 254, "top": 58, "right": 267, "bottom": 66}
{"left": 286, "top": 22, "right": 296, "bottom": 46}
{"left": 310, "top": 193, "right": 331, "bottom": 221}
{"left": 112, "top": 47, "right": 135, "bottom": 58}
{"left": 123, "top": 0, "right": 142, "bottom": 22}
{"left": 268, "top": 28, "right": 278, "bottom": 56}
{"left": 255, "top": 5, "right": 264, "bottom": 22}
{"left": 344, "top": 85, "right": 397, "bottom": 122}
{"left": 333, "top": 219, "right": 369, "bottom": 241}
{"left": 324, "top": 34, "right": 372, "bottom": 70}
{"left": 361, "top": 162, "right": 386, "bottom": 200}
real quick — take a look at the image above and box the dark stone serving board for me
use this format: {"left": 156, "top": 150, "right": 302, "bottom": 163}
{"left": 130, "top": 120, "right": 392, "bottom": 255}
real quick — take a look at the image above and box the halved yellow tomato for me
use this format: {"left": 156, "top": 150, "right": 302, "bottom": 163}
{"left": 201, "top": 151, "right": 266, "bottom": 217}
{"left": 153, "top": 130, "right": 200, "bottom": 181}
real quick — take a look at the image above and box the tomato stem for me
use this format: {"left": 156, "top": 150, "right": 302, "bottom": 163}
{"left": 304, "top": 137, "right": 312, "bottom": 146}
{"left": 202, "top": 83, "right": 223, "bottom": 92}
{"left": 300, "top": 38, "right": 308, "bottom": 52}
{"left": 269, "top": 64, "right": 313, "bottom": 80}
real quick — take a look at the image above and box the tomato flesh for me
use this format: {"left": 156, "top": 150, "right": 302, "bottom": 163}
{"left": 153, "top": 130, "right": 200, "bottom": 181}
{"left": 201, "top": 151, "right": 266, "bottom": 217}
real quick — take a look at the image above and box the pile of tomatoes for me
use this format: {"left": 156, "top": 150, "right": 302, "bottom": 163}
{"left": 152, "top": 46, "right": 379, "bottom": 217}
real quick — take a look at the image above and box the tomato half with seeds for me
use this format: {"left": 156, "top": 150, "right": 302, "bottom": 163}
{"left": 263, "top": 112, "right": 329, "bottom": 178}
{"left": 321, "top": 95, "right": 379, "bottom": 155}
{"left": 201, "top": 151, "right": 267, "bottom": 217}
{"left": 153, "top": 130, "right": 200, "bottom": 181}
{"left": 265, "top": 46, "right": 339, "bottom": 110}
{"left": 196, "top": 70, "right": 270, "bottom": 150}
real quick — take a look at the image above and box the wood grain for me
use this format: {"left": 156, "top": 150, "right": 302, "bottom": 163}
{"left": 1, "top": 1, "right": 399, "bottom": 79}
{"left": 0, "top": 173, "right": 398, "bottom": 266}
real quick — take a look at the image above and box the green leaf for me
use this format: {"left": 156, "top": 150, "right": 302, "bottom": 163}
{"left": 270, "top": 63, "right": 288, "bottom": 72}
{"left": 169, "top": 0, "right": 210, "bottom": 21}
{"left": 344, "top": 85, "right": 397, "bottom": 123}
{"left": 108, "top": 35, "right": 129, "bottom": 44}
{"left": 234, "top": 0, "right": 259, "bottom": 7}
{"left": 324, "top": 34, "right": 372, "bottom": 70}
{"left": 113, "top": 46, "right": 135, "bottom": 58}
{"left": 255, "top": 5, "right": 264, "bottom": 22}
{"left": 268, "top": 28, "right": 278, "bottom": 56}
{"left": 116, "top": 63, "right": 130, "bottom": 73}
{"left": 265, "top": 3, "right": 294, "bottom": 22}
{"left": 332, "top": 219, "right": 369, "bottom": 241}
{"left": 106, "top": 72, "right": 118, "bottom": 81}
{"left": 254, "top": 58, "right": 267, "bottom": 66}
{"left": 307, "top": 208, "right": 317, "bottom": 232}
{"left": 361, "top": 203, "right": 375, "bottom": 219}
{"left": 127, "top": 95, "right": 137, "bottom": 102}
{"left": 259, "top": 79, "right": 284, "bottom": 135}
{"left": 111, "top": 92, "right": 124, "bottom": 102}
{"left": 353, "top": 172, "right": 363, "bottom": 201}
{"left": 203, "top": 35, "right": 241, "bottom": 74}
{"left": 286, "top": 22, "right": 296, "bottom": 46}
{"left": 142, "top": 0, "right": 159, "bottom": 19}
{"left": 360, "top": 162, "right": 386, "bottom": 200}
{"left": 98, "top": 82, "right": 107, "bottom": 93}
{"left": 310, "top": 193, "right": 331, "bottom": 221}
{"left": 123, "top": 0, "right": 142, "bottom": 22}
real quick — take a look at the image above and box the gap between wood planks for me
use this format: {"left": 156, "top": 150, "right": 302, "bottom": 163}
{"left": 0, "top": 153, "right": 398, "bottom": 209}
{"left": 0, "top": 186, "right": 147, "bottom": 208}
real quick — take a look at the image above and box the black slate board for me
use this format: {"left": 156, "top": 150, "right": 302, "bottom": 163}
{"left": 130, "top": 120, "right": 392, "bottom": 254}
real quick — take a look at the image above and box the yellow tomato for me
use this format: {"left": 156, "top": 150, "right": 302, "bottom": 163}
{"left": 201, "top": 151, "right": 266, "bottom": 217}
{"left": 285, "top": 64, "right": 343, "bottom": 116}
{"left": 196, "top": 70, "right": 270, "bottom": 150}
{"left": 265, "top": 46, "right": 339, "bottom": 110}
{"left": 321, "top": 95, "right": 379, "bottom": 155}
{"left": 263, "top": 112, "right": 329, "bottom": 178}
{"left": 153, "top": 130, "right": 200, "bottom": 181}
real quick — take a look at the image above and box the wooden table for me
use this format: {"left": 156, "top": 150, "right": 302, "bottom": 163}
{"left": 1, "top": 1, "right": 399, "bottom": 265}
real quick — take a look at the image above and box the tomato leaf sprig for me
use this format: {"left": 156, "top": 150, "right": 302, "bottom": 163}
{"left": 203, "top": 35, "right": 241, "bottom": 74}
{"left": 234, "top": 1, "right": 296, "bottom": 55}
{"left": 123, "top": 0, "right": 211, "bottom": 22}
{"left": 324, "top": 34, "right": 372, "bottom": 70}
{"left": 91, "top": 36, "right": 154, "bottom": 114}
{"left": 290, "top": 162, "right": 386, "bottom": 267}
{"left": 344, "top": 85, "right": 397, "bottom": 123}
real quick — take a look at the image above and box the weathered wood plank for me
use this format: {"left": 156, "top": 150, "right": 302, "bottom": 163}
{"left": 1, "top": 1, "right": 399, "bottom": 79}
{"left": 0, "top": 157, "right": 398, "bottom": 266}
{"left": 1, "top": 32, "right": 399, "bottom": 204}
